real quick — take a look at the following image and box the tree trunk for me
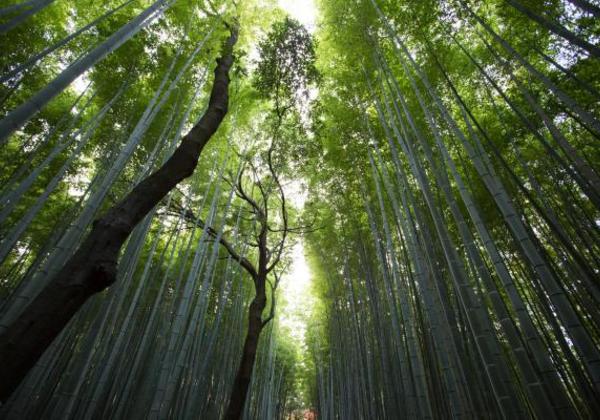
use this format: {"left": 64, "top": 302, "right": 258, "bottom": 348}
{"left": 0, "top": 27, "right": 238, "bottom": 403}
{"left": 224, "top": 283, "right": 267, "bottom": 420}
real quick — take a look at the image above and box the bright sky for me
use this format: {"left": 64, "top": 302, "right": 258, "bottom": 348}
{"left": 279, "top": 242, "right": 313, "bottom": 343}
{"left": 278, "top": 0, "right": 317, "bottom": 33}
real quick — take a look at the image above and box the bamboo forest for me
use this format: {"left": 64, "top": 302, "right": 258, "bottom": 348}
{"left": 1, "top": 0, "right": 600, "bottom": 418}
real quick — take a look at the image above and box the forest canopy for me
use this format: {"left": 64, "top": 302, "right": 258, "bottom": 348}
{"left": 0, "top": 0, "right": 599, "bottom": 419}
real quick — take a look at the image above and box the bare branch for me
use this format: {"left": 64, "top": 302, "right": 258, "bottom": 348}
{"left": 166, "top": 199, "right": 258, "bottom": 280}
{"left": 236, "top": 164, "right": 264, "bottom": 219}
{"left": 247, "top": 159, "right": 270, "bottom": 215}
{"left": 262, "top": 271, "right": 282, "bottom": 327}
{"left": 266, "top": 140, "right": 289, "bottom": 273}
{"left": 268, "top": 214, "right": 321, "bottom": 233}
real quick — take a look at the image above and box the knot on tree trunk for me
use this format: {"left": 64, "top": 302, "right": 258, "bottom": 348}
{"left": 88, "top": 260, "right": 118, "bottom": 293}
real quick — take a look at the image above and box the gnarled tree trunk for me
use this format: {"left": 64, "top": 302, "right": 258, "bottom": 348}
{"left": 224, "top": 284, "right": 268, "bottom": 420}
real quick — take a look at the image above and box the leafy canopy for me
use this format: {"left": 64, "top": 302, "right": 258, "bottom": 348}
{"left": 254, "top": 17, "right": 319, "bottom": 108}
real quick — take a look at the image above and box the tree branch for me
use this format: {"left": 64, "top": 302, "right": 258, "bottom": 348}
{"left": 266, "top": 139, "right": 289, "bottom": 273}
{"left": 262, "top": 271, "right": 282, "bottom": 327}
{"left": 168, "top": 200, "right": 258, "bottom": 280}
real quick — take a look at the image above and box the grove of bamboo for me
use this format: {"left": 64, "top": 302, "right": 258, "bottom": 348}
{"left": 0, "top": 0, "right": 598, "bottom": 418}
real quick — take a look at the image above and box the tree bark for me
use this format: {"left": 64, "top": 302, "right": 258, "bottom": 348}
{"left": 0, "top": 26, "right": 238, "bottom": 403}
{"left": 225, "top": 221, "right": 271, "bottom": 420}
{"left": 224, "top": 284, "right": 267, "bottom": 420}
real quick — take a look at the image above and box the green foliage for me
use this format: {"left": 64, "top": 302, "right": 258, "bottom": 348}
{"left": 1, "top": 0, "right": 600, "bottom": 417}
{"left": 254, "top": 16, "right": 319, "bottom": 106}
